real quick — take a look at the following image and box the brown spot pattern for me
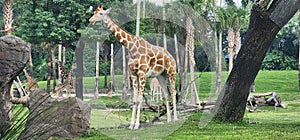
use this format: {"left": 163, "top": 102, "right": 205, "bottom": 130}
{"left": 121, "top": 31, "right": 126, "bottom": 38}
{"left": 127, "top": 34, "right": 132, "bottom": 41}
{"left": 139, "top": 39, "right": 146, "bottom": 47}
{"left": 116, "top": 33, "right": 121, "bottom": 40}
{"left": 157, "top": 53, "right": 163, "bottom": 59}
{"left": 138, "top": 47, "right": 146, "bottom": 54}
{"left": 122, "top": 40, "right": 127, "bottom": 45}
{"left": 154, "top": 66, "right": 163, "bottom": 72}
{"left": 157, "top": 60, "right": 163, "bottom": 65}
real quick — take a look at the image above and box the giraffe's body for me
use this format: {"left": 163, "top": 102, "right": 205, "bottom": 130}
{"left": 150, "top": 77, "right": 162, "bottom": 102}
{"left": 55, "top": 60, "right": 74, "bottom": 97}
{"left": 89, "top": 6, "right": 177, "bottom": 129}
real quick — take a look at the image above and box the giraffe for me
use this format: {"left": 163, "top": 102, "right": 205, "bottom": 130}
{"left": 89, "top": 6, "right": 178, "bottom": 129}
{"left": 55, "top": 60, "right": 74, "bottom": 97}
{"left": 150, "top": 77, "right": 162, "bottom": 102}
{"left": 23, "top": 68, "right": 39, "bottom": 92}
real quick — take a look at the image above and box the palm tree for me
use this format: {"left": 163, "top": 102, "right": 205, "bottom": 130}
{"left": 224, "top": 6, "right": 237, "bottom": 74}
{"left": 186, "top": 16, "right": 198, "bottom": 105}
{"left": 3, "top": 0, "right": 13, "bottom": 35}
{"left": 222, "top": 6, "right": 249, "bottom": 74}
{"left": 215, "top": 6, "right": 227, "bottom": 93}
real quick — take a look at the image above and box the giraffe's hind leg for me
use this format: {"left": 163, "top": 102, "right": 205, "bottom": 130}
{"left": 157, "top": 75, "right": 171, "bottom": 122}
{"left": 169, "top": 74, "right": 178, "bottom": 120}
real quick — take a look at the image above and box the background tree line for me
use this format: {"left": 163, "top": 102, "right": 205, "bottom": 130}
{"left": 0, "top": 0, "right": 298, "bottom": 81}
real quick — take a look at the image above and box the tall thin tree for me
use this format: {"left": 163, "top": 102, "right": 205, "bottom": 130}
{"left": 94, "top": 42, "right": 100, "bottom": 99}
{"left": 51, "top": 47, "right": 57, "bottom": 93}
{"left": 122, "top": 45, "right": 127, "bottom": 101}
{"left": 110, "top": 44, "right": 115, "bottom": 91}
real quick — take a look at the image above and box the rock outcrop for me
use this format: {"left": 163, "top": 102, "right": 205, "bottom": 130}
{"left": 0, "top": 35, "right": 29, "bottom": 137}
{"left": 19, "top": 89, "right": 91, "bottom": 139}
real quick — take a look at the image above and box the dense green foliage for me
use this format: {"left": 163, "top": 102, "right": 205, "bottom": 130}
{"left": 0, "top": 0, "right": 297, "bottom": 81}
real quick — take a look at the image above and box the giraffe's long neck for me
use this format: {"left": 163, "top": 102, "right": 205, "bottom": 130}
{"left": 23, "top": 69, "right": 31, "bottom": 81}
{"left": 56, "top": 61, "right": 68, "bottom": 79}
{"left": 104, "top": 17, "right": 138, "bottom": 55}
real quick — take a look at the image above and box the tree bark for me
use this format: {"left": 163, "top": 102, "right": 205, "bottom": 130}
{"left": 214, "top": 1, "right": 300, "bottom": 122}
{"left": 298, "top": 12, "right": 300, "bottom": 92}
{"left": 299, "top": 37, "right": 300, "bottom": 91}
{"left": 75, "top": 41, "right": 84, "bottom": 100}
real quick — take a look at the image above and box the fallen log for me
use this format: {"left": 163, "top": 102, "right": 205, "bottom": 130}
{"left": 247, "top": 92, "right": 287, "bottom": 112}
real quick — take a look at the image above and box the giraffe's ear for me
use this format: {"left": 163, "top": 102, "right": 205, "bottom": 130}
{"left": 104, "top": 8, "right": 111, "bottom": 14}
{"left": 106, "top": 8, "right": 111, "bottom": 14}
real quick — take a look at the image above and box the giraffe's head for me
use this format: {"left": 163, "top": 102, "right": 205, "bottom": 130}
{"left": 89, "top": 5, "right": 111, "bottom": 24}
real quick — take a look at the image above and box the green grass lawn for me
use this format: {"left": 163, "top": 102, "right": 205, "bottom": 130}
{"left": 38, "top": 70, "right": 300, "bottom": 139}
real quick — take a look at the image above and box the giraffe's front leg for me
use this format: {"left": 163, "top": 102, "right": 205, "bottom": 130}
{"left": 134, "top": 72, "right": 146, "bottom": 129}
{"left": 129, "top": 75, "right": 138, "bottom": 130}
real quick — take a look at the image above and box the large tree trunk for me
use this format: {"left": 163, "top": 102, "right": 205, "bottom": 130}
{"left": 0, "top": 36, "right": 29, "bottom": 137}
{"left": 214, "top": 0, "right": 300, "bottom": 122}
{"left": 75, "top": 41, "right": 84, "bottom": 100}
{"left": 298, "top": 12, "right": 300, "bottom": 92}
{"left": 299, "top": 36, "right": 300, "bottom": 92}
